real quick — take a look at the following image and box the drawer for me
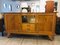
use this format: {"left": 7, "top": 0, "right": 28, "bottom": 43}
{"left": 22, "top": 24, "right": 35, "bottom": 32}
{"left": 29, "top": 24, "right": 35, "bottom": 32}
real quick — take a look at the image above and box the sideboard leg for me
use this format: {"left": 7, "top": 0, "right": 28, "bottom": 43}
{"left": 7, "top": 33, "right": 11, "bottom": 38}
{"left": 48, "top": 35, "right": 54, "bottom": 41}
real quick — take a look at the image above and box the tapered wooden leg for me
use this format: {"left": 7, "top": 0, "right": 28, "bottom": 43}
{"left": 48, "top": 35, "right": 54, "bottom": 41}
{"left": 7, "top": 33, "right": 11, "bottom": 38}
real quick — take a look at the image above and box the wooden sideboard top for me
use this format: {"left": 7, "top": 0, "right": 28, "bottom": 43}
{"left": 3, "top": 12, "right": 57, "bottom": 14}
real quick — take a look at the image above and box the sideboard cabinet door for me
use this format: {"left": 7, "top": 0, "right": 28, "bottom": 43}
{"left": 14, "top": 14, "right": 22, "bottom": 32}
{"left": 4, "top": 14, "right": 15, "bottom": 33}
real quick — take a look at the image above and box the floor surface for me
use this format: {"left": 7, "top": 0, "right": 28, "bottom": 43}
{"left": 0, "top": 34, "right": 60, "bottom": 45}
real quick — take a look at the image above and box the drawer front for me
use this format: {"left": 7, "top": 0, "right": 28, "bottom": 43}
{"left": 22, "top": 24, "right": 28, "bottom": 32}
{"left": 22, "top": 24, "right": 35, "bottom": 32}
{"left": 29, "top": 24, "right": 35, "bottom": 32}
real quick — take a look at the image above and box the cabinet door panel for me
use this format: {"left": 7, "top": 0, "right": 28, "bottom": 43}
{"left": 44, "top": 16, "right": 53, "bottom": 32}
{"left": 35, "top": 15, "right": 39, "bottom": 23}
{"left": 38, "top": 15, "right": 45, "bottom": 24}
{"left": 36, "top": 24, "right": 44, "bottom": 32}
{"left": 14, "top": 14, "right": 22, "bottom": 32}
{"left": 4, "top": 14, "right": 15, "bottom": 32}
{"left": 36, "top": 15, "right": 45, "bottom": 23}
